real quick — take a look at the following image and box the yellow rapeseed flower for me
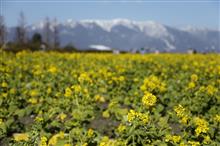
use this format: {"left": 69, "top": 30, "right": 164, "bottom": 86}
{"left": 9, "top": 88, "right": 16, "bottom": 94}
{"left": 127, "top": 110, "right": 149, "bottom": 124}
{"left": 2, "top": 93, "right": 8, "bottom": 98}
{"left": 29, "top": 90, "right": 39, "bottom": 97}
{"left": 137, "top": 112, "right": 149, "bottom": 124}
{"left": 172, "top": 135, "right": 181, "bottom": 143}
{"left": 48, "top": 131, "right": 65, "bottom": 146}
{"left": 59, "top": 113, "right": 67, "bottom": 122}
{"left": 194, "top": 117, "right": 209, "bottom": 136}
{"left": 102, "top": 110, "right": 110, "bottom": 118}
{"left": 48, "top": 66, "right": 57, "bottom": 73}
{"left": 206, "top": 85, "right": 217, "bottom": 95}
{"left": 99, "top": 136, "right": 110, "bottom": 146}
{"left": 127, "top": 109, "right": 136, "bottom": 122}
{"left": 133, "top": 78, "right": 139, "bottom": 82}
{"left": 191, "top": 74, "right": 198, "bottom": 82}
{"left": 188, "top": 141, "right": 200, "bottom": 146}
{"left": 142, "top": 92, "right": 157, "bottom": 107}
{"left": 117, "top": 124, "right": 126, "bottom": 133}
{"left": 59, "top": 131, "right": 65, "bottom": 139}
{"left": 71, "top": 85, "right": 82, "bottom": 93}
{"left": 203, "top": 135, "right": 211, "bottom": 144}
{"left": 78, "top": 73, "right": 91, "bottom": 83}
{"left": 119, "top": 76, "right": 125, "bottom": 82}
{"left": 82, "top": 143, "right": 88, "bottom": 146}
{"left": 13, "top": 133, "right": 29, "bottom": 142}
{"left": 64, "top": 87, "right": 72, "bottom": 97}
{"left": 28, "top": 98, "right": 38, "bottom": 104}
{"left": 47, "top": 87, "right": 52, "bottom": 94}
{"left": 35, "top": 116, "right": 43, "bottom": 122}
{"left": 141, "top": 75, "right": 166, "bottom": 92}
{"left": 188, "top": 82, "right": 196, "bottom": 89}
{"left": 99, "top": 142, "right": 106, "bottom": 146}
{"left": 214, "top": 115, "right": 220, "bottom": 122}
{"left": 94, "top": 95, "right": 105, "bottom": 103}
{"left": 174, "top": 104, "right": 189, "bottom": 124}
{"left": 48, "top": 135, "right": 59, "bottom": 145}
{"left": 1, "top": 82, "right": 8, "bottom": 87}
{"left": 174, "top": 104, "right": 186, "bottom": 118}
{"left": 87, "top": 128, "right": 94, "bottom": 138}
{"left": 165, "top": 135, "right": 181, "bottom": 144}
{"left": 181, "top": 116, "right": 189, "bottom": 125}
{"left": 39, "top": 136, "right": 47, "bottom": 146}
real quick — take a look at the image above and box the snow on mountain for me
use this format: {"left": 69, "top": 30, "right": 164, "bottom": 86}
{"left": 62, "top": 18, "right": 138, "bottom": 33}
{"left": 64, "top": 19, "right": 170, "bottom": 38}
{"left": 7, "top": 19, "right": 220, "bottom": 52}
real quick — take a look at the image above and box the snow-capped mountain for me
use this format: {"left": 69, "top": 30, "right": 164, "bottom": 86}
{"left": 7, "top": 19, "right": 220, "bottom": 52}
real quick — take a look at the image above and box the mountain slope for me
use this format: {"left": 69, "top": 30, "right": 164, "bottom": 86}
{"left": 7, "top": 19, "right": 220, "bottom": 52}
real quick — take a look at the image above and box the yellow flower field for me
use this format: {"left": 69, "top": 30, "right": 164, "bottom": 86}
{"left": 0, "top": 50, "right": 220, "bottom": 145}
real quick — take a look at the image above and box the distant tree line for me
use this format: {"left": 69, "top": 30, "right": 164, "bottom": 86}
{"left": 0, "top": 15, "right": 7, "bottom": 47}
{"left": 0, "top": 11, "right": 78, "bottom": 53}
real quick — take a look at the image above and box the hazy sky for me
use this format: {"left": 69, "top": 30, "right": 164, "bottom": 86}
{"left": 1, "top": 0, "right": 220, "bottom": 29}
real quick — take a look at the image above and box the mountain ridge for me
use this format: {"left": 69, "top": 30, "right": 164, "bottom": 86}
{"left": 7, "top": 19, "right": 220, "bottom": 52}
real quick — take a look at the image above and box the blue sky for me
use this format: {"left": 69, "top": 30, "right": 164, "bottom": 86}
{"left": 1, "top": 0, "right": 220, "bottom": 29}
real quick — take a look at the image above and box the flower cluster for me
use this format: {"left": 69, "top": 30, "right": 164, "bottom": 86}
{"left": 13, "top": 133, "right": 29, "bottom": 142}
{"left": 174, "top": 104, "right": 189, "bottom": 124}
{"left": 39, "top": 136, "right": 47, "bottom": 146}
{"left": 214, "top": 115, "right": 220, "bottom": 122}
{"left": 94, "top": 94, "right": 105, "bottom": 103}
{"left": 206, "top": 85, "right": 217, "bottom": 95}
{"left": 64, "top": 87, "right": 72, "bottom": 97}
{"left": 127, "top": 109, "right": 149, "bottom": 124}
{"left": 187, "top": 74, "right": 199, "bottom": 89}
{"left": 48, "top": 131, "right": 65, "bottom": 145}
{"left": 140, "top": 75, "right": 166, "bottom": 93}
{"left": 165, "top": 134, "right": 181, "bottom": 144}
{"left": 142, "top": 92, "right": 157, "bottom": 107}
{"left": 194, "top": 117, "right": 209, "bottom": 136}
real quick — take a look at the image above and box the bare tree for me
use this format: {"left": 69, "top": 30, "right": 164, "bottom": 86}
{"left": 52, "top": 18, "right": 59, "bottom": 49}
{"left": 44, "top": 17, "right": 51, "bottom": 48}
{"left": 0, "top": 15, "right": 7, "bottom": 47}
{"left": 15, "top": 11, "right": 27, "bottom": 44}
